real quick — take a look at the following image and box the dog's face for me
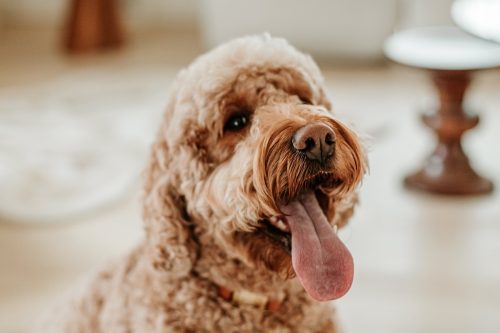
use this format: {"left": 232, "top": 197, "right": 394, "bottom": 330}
{"left": 144, "top": 36, "right": 366, "bottom": 301}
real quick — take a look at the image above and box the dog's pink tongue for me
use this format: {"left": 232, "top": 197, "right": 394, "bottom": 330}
{"left": 281, "top": 192, "right": 354, "bottom": 301}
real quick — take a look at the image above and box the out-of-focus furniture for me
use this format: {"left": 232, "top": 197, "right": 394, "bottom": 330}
{"left": 64, "top": 0, "right": 124, "bottom": 53}
{"left": 452, "top": 0, "right": 500, "bottom": 44}
{"left": 384, "top": 26, "right": 500, "bottom": 195}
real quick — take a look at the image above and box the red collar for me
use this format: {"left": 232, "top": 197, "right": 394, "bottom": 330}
{"left": 217, "top": 285, "right": 283, "bottom": 312}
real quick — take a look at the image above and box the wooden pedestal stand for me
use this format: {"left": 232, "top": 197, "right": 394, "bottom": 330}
{"left": 64, "top": 0, "right": 124, "bottom": 53}
{"left": 404, "top": 70, "right": 493, "bottom": 195}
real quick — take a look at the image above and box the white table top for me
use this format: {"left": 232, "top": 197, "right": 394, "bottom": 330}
{"left": 384, "top": 26, "right": 500, "bottom": 70}
{"left": 452, "top": 0, "right": 500, "bottom": 44}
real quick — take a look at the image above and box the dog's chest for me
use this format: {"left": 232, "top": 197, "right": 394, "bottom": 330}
{"left": 155, "top": 282, "right": 335, "bottom": 333}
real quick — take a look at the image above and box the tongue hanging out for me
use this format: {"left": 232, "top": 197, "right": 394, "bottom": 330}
{"left": 280, "top": 192, "right": 354, "bottom": 301}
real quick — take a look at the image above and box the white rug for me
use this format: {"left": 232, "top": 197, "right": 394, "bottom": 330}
{"left": 0, "top": 69, "right": 172, "bottom": 224}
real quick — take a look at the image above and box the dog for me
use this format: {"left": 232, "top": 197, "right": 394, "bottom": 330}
{"left": 42, "top": 34, "right": 367, "bottom": 333}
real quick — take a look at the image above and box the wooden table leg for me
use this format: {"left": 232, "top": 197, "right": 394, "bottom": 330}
{"left": 404, "top": 70, "right": 493, "bottom": 195}
{"left": 64, "top": 0, "right": 124, "bottom": 53}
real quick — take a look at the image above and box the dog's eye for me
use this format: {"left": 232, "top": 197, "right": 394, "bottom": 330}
{"left": 299, "top": 96, "right": 312, "bottom": 105}
{"left": 224, "top": 113, "right": 249, "bottom": 132}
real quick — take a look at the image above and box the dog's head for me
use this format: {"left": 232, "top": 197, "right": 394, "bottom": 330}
{"left": 143, "top": 35, "right": 367, "bottom": 301}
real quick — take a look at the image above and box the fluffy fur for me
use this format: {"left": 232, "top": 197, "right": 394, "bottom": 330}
{"left": 41, "top": 34, "right": 367, "bottom": 333}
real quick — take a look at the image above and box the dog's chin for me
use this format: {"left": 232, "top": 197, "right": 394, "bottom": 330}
{"left": 234, "top": 172, "right": 341, "bottom": 279}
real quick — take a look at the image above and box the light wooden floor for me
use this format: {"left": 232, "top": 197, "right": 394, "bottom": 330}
{"left": 1, "top": 30, "right": 499, "bottom": 333}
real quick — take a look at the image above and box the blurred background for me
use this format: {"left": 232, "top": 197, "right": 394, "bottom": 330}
{"left": 1, "top": 0, "right": 499, "bottom": 332}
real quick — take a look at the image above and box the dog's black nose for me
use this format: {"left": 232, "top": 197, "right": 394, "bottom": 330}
{"left": 292, "top": 123, "right": 336, "bottom": 164}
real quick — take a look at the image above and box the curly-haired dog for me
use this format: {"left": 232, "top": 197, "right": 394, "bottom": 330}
{"left": 42, "top": 35, "right": 367, "bottom": 333}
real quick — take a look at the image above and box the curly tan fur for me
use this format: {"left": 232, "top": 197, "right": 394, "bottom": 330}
{"left": 40, "top": 34, "right": 367, "bottom": 333}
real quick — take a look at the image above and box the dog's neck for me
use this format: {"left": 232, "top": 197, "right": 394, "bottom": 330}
{"left": 192, "top": 226, "right": 297, "bottom": 300}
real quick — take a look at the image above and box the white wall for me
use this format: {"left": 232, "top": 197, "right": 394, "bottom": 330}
{"left": 399, "top": 0, "right": 455, "bottom": 28}
{"left": 0, "top": 0, "right": 457, "bottom": 60}
{"left": 0, "top": 0, "right": 456, "bottom": 30}
{"left": 200, "top": 0, "right": 398, "bottom": 62}
{"left": 0, "top": 0, "right": 199, "bottom": 30}
{"left": 123, "top": 0, "right": 198, "bottom": 31}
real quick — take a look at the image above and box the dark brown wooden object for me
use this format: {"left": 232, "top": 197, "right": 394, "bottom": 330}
{"left": 404, "top": 70, "right": 493, "bottom": 195}
{"left": 64, "top": 0, "right": 124, "bottom": 53}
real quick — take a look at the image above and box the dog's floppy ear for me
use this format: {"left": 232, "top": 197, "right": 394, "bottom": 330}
{"left": 142, "top": 89, "right": 198, "bottom": 279}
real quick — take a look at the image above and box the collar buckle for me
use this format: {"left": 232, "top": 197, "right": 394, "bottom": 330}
{"left": 217, "top": 285, "right": 283, "bottom": 312}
